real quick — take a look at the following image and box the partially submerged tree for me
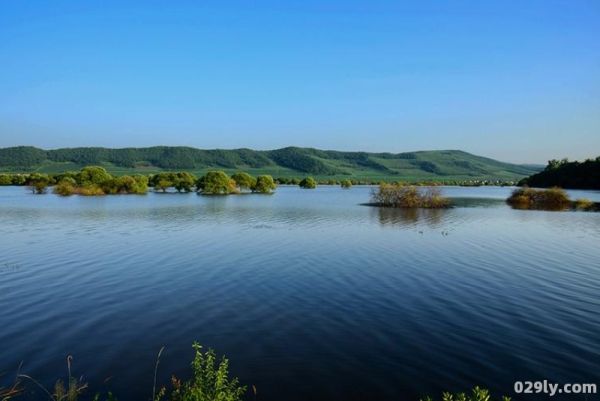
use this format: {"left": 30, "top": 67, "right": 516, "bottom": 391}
{"left": 103, "top": 175, "right": 148, "bottom": 194}
{"left": 27, "top": 173, "right": 51, "bottom": 194}
{"left": 231, "top": 172, "right": 256, "bottom": 192}
{"left": 197, "top": 171, "right": 238, "bottom": 195}
{"left": 54, "top": 177, "right": 77, "bottom": 196}
{"left": 0, "top": 174, "right": 12, "bottom": 185}
{"left": 174, "top": 172, "right": 196, "bottom": 193}
{"left": 299, "top": 176, "right": 317, "bottom": 189}
{"left": 150, "top": 172, "right": 175, "bottom": 192}
{"left": 253, "top": 175, "right": 276, "bottom": 194}
{"left": 77, "top": 166, "right": 112, "bottom": 186}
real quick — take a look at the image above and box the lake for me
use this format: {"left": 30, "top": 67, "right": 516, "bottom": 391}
{"left": 1, "top": 186, "right": 599, "bottom": 400}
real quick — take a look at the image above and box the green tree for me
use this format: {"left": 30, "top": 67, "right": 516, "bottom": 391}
{"left": 299, "top": 176, "right": 317, "bottom": 189}
{"left": 174, "top": 172, "right": 197, "bottom": 193}
{"left": 11, "top": 174, "right": 27, "bottom": 185}
{"left": 340, "top": 179, "right": 352, "bottom": 189}
{"left": 54, "top": 177, "right": 77, "bottom": 196}
{"left": 231, "top": 172, "right": 256, "bottom": 191}
{"left": 53, "top": 171, "right": 79, "bottom": 183}
{"left": 252, "top": 175, "right": 276, "bottom": 193}
{"left": 197, "top": 171, "right": 238, "bottom": 194}
{"left": 103, "top": 175, "right": 148, "bottom": 194}
{"left": 0, "top": 174, "right": 12, "bottom": 185}
{"left": 151, "top": 172, "right": 175, "bottom": 192}
{"left": 77, "top": 166, "right": 112, "bottom": 186}
{"left": 155, "top": 179, "right": 171, "bottom": 193}
{"left": 27, "top": 173, "right": 50, "bottom": 194}
{"left": 130, "top": 175, "right": 149, "bottom": 194}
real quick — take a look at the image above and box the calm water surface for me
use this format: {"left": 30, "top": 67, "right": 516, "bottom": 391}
{"left": 1, "top": 186, "right": 599, "bottom": 400}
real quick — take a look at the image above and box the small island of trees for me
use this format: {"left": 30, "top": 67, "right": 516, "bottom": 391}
{"left": 196, "top": 171, "right": 277, "bottom": 194}
{"left": 28, "top": 166, "right": 148, "bottom": 196}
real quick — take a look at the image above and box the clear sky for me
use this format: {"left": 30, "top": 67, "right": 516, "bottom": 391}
{"left": 1, "top": 1, "right": 598, "bottom": 163}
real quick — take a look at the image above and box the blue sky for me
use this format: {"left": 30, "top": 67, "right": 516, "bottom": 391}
{"left": 0, "top": 1, "right": 598, "bottom": 163}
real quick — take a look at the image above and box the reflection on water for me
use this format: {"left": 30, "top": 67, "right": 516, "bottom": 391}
{"left": 372, "top": 206, "right": 446, "bottom": 227}
{"left": 1, "top": 186, "right": 600, "bottom": 401}
{"left": 450, "top": 196, "right": 506, "bottom": 208}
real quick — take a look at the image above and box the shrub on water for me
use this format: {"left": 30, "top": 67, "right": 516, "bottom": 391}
{"left": 11, "top": 174, "right": 27, "bottom": 186}
{"left": 421, "top": 187, "right": 451, "bottom": 208}
{"left": 371, "top": 184, "right": 450, "bottom": 208}
{"left": 299, "top": 176, "right": 317, "bottom": 189}
{"left": 77, "top": 166, "right": 112, "bottom": 186}
{"left": 197, "top": 171, "right": 238, "bottom": 195}
{"left": 231, "top": 172, "right": 257, "bottom": 192}
{"left": 173, "top": 172, "right": 196, "bottom": 193}
{"left": 340, "top": 179, "right": 352, "bottom": 189}
{"left": 574, "top": 198, "right": 594, "bottom": 211}
{"left": 78, "top": 184, "right": 105, "bottom": 196}
{"left": 54, "top": 177, "right": 77, "bottom": 196}
{"left": 506, "top": 187, "right": 570, "bottom": 210}
{"left": 0, "top": 174, "right": 12, "bottom": 185}
{"left": 252, "top": 175, "right": 277, "bottom": 194}
{"left": 26, "top": 173, "right": 51, "bottom": 194}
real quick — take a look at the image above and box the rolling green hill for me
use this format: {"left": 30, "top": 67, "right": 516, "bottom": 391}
{"left": 0, "top": 146, "right": 539, "bottom": 182}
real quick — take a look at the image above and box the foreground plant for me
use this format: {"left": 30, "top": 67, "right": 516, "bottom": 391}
{"left": 420, "top": 386, "right": 510, "bottom": 401}
{"left": 156, "top": 343, "right": 246, "bottom": 401}
{"left": 14, "top": 343, "right": 245, "bottom": 401}
{"left": 0, "top": 377, "right": 22, "bottom": 401}
{"left": 19, "top": 355, "right": 88, "bottom": 401}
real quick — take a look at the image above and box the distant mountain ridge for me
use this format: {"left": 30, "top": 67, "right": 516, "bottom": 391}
{"left": 0, "top": 146, "right": 539, "bottom": 181}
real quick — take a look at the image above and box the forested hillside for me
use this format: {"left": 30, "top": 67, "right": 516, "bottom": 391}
{"left": 0, "top": 146, "right": 539, "bottom": 181}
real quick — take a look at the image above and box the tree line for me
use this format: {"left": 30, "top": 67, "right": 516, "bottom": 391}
{"left": 519, "top": 157, "right": 600, "bottom": 189}
{"left": 0, "top": 167, "right": 359, "bottom": 195}
{"left": 0, "top": 169, "right": 524, "bottom": 193}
